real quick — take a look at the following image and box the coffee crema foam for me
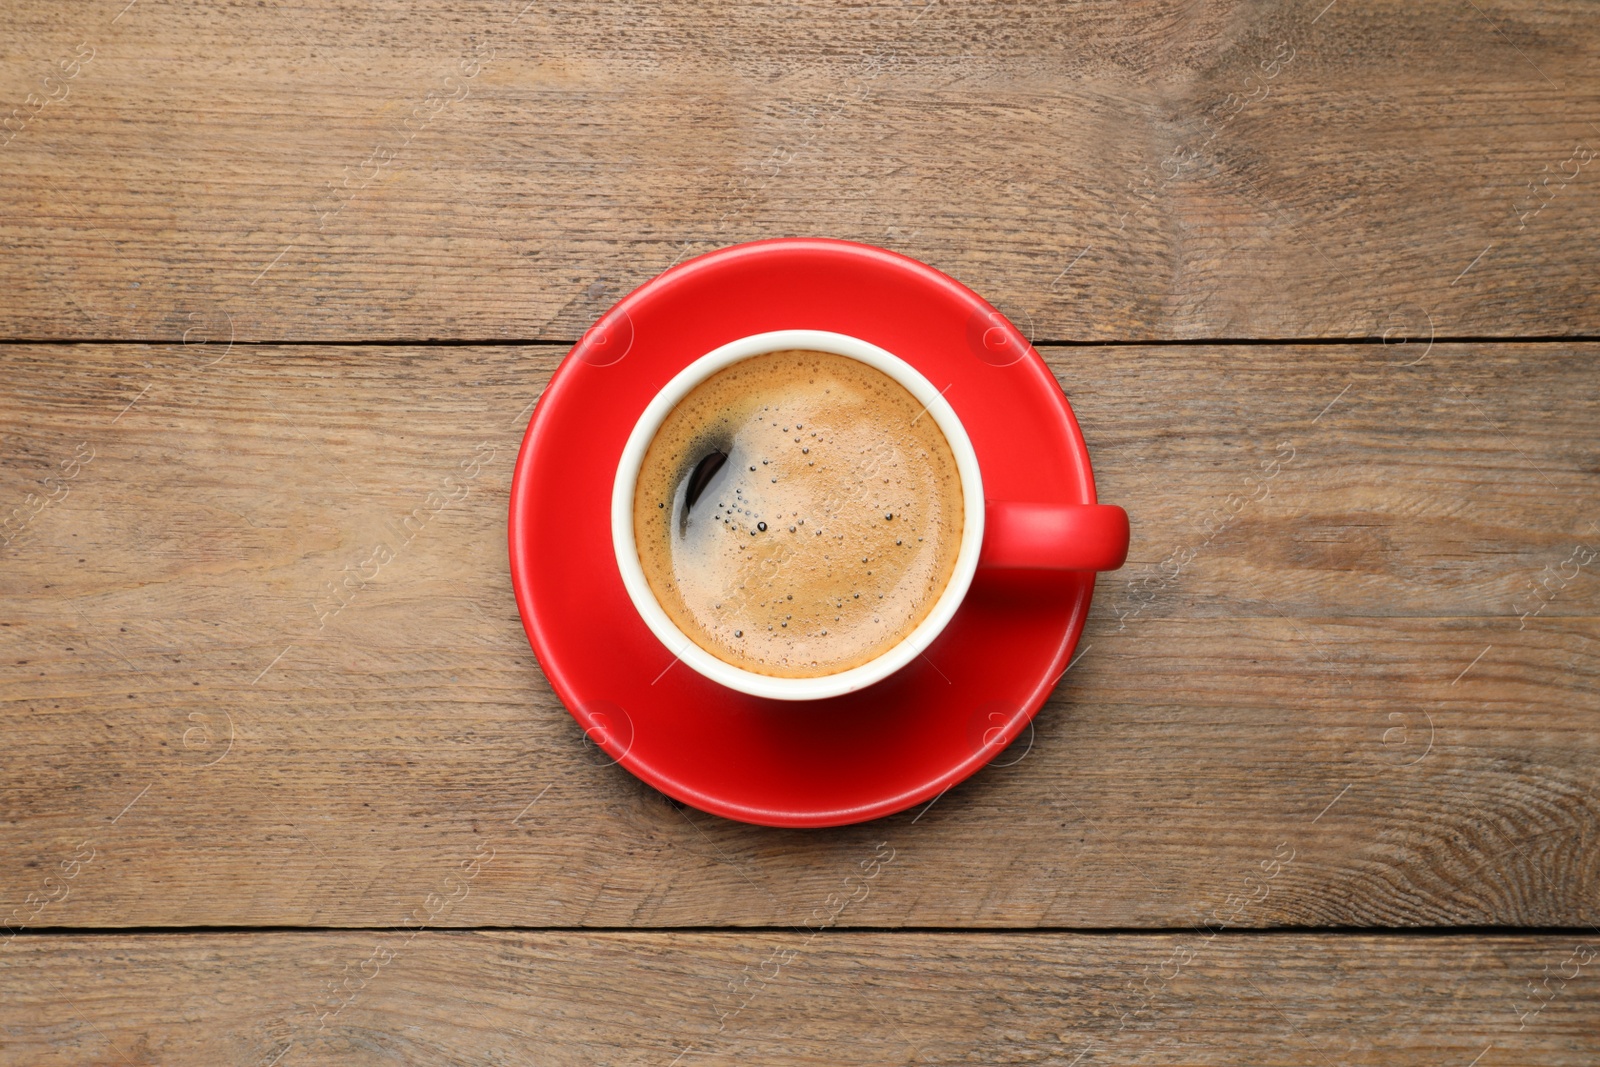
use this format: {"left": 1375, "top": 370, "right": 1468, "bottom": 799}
{"left": 634, "top": 349, "right": 964, "bottom": 679}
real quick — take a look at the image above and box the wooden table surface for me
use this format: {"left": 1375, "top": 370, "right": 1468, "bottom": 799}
{"left": 2, "top": 1, "right": 1597, "bottom": 1063}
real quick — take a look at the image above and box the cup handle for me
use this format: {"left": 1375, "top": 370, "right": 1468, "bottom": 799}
{"left": 978, "top": 502, "right": 1130, "bottom": 572}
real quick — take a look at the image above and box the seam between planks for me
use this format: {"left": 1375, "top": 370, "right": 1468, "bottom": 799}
{"left": 0, "top": 336, "right": 1598, "bottom": 349}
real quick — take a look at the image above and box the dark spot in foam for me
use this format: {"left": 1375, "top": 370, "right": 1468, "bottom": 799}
{"left": 684, "top": 449, "right": 728, "bottom": 514}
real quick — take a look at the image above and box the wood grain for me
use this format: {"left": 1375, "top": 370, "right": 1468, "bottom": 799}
{"left": 2, "top": 931, "right": 1597, "bottom": 1064}
{"left": 2, "top": 0, "right": 1598, "bottom": 342}
{"left": 2, "top": 342, "right": 1594, "bottom": 929}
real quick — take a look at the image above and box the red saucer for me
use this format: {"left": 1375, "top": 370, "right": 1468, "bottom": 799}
{"left": 508, "top": 239, "right": 1100, "bottom": 827}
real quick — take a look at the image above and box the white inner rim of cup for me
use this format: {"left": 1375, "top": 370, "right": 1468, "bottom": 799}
{"left": 611, "top": 329, "right": 985, "bottom": 702}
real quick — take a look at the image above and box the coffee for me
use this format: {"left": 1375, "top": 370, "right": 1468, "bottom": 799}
{"left": 633, "top": 349, "right": 964, "bottom": 679}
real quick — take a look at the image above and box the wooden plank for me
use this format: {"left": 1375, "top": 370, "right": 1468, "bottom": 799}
{"left": 2, "top": 931, "right": 1597, "bottom": 1064}
{"left": 2, "top": 0, "right": 1598, "bottom": 341}
{"left": 1, "top": 343, "right": 1596, "bottom": 929}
